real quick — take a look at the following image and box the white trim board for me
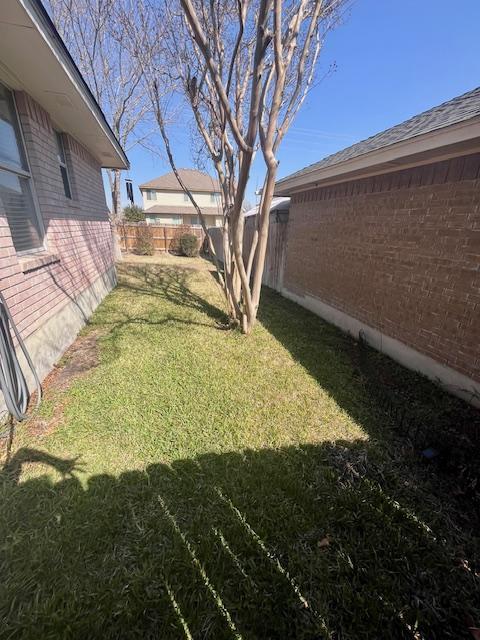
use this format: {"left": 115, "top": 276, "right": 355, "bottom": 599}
{"left": 282, "top": 288, "right": 480, "bottom": 408}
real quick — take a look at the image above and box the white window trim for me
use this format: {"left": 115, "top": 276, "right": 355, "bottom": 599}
{"left": 1, "top": 83, "right": 46, "bottom": 255}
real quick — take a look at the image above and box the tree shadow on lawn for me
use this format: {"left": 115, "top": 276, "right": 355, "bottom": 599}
{"left": 257, "top": 288, "right": 480, "bottom": 442}
{"left": 96, "top": 263, "right": 479, "bottom": 539}
{"left": 1, "top": 440, "right": 479, "bottom": 640}
{"left": 1, "top": 266, "right": 480, "bottom": 638}
{"left": 116, "top": 262, "right": 228, "bottom": 327}
{"left": 87, "top": 262, "right": 231, "bottom": 366}
{"left": 257, "top": 288, "right": 480, "bottom": 512}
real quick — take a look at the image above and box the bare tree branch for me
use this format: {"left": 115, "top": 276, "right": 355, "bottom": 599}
{"left": 124, "top": 0, "right": 345, "bottom": 332}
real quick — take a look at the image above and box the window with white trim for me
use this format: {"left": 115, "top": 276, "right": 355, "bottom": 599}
{"left": 55, "top": 131, "right": 72, "bottom": 199}
{"left": 0, "top": 83, "right": 44, "bottom": 253}
{"left": 145, "top": 190, "right": 156, "bottom": 201}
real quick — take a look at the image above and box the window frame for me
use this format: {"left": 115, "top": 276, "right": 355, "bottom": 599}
{"left": 0, "top": 83, "right": 46, "bottom": 255}
{"left": 54, "top": 130, "right": 72, "bottom": 200}
{"left": 145, "top": 189, "right": 156, "bottom": 201}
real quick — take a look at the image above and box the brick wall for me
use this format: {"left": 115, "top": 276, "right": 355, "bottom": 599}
{"left": 284, "top": 154, "right": 480, "bottom": 383}
{"left": 0, "top": 91, "right": 115, "bottom": 341}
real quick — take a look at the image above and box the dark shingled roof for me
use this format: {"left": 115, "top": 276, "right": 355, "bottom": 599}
{"left": 277, "top": 87, "right": 480, "bottom": 186}
{"left": 139, "top": 169, "right": 220, "bottom": 192}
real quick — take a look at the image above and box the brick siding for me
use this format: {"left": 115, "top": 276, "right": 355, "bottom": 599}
{"left": 0, "top": 91, "right": 115, "bottom": 340}
{"left": 284, "top": 154, "right": 480, "bottom": 382}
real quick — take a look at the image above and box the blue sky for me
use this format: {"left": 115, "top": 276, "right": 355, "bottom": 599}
{"left": 116, "top": 0, "right": 480, "bottom": 208}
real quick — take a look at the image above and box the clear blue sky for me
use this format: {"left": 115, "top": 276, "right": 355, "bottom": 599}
{"left": 116, "top": 0, "right": 480, "bottom": 208}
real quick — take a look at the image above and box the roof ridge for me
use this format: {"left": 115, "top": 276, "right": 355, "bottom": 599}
{"left": 139, "top": 167, "right": 220, "bottom": 191}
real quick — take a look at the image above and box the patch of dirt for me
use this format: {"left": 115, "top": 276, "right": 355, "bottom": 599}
{"left": 26, "top": 330, "right": 103, "bottom": 438}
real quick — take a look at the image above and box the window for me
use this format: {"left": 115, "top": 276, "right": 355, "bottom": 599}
{"left": 55, "top": 131, "right": 72, "bottom": 199}
{"left": 210, "top": 192, "right": 218, "bottom": 203}
{"left": 183, "top": 192, "right": 189, "bottom": 202}
{"left": 190, "top": 215, "right": 199, "bottom": 225}
{"left": 146, "top": 190, "right": 156, "bottom": 201}
{"left": 171, "top": 215, "right": 182, "bottom": 225}
{"left": 0, "top": 83, "right": 43, "bottom": 253}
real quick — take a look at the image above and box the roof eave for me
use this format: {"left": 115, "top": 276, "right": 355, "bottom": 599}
{"left": 275, "top": 118, "right": 480, "bottom": 196}
{"left": 20, "top": 0, "right": 129, "bottom": 170}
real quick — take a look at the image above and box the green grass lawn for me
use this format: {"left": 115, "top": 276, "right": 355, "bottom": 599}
{"left": 1, "top": 255, "right": 479, "bottom": 639}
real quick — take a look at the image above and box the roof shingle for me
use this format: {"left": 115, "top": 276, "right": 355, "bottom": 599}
{"left": 139, "top": 169, "right": 220, "bottom": 192}
{"left": 277, "top": 87, "right": 480, "bottom": 186}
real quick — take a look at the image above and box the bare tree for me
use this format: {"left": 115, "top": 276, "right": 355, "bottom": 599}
{"left": 47, "top": 0, "right": 151, "bottom": 219}
{"left": 129, "top": 0, "right": 344, "bottom": 333}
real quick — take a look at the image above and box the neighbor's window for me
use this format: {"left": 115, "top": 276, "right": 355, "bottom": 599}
{"left": 210, "top": 192, "right": 217, "bottom": 203}
{"left": 55, "top": 131, "right": 72, "bottom": 199}
{"left": 146, "top": 190, "right": 156, "bottom": 201}
{"left": 190, "top": 215, "right": 199, "bottom": 225}
{"left": 172, "top": 215, "right": 182, "bottom": 225}
{"left": 183, "top": 192, "right": 189, "bottom": 202}
{"left": 0, "top": 83, "right": 44, "bottom": 253}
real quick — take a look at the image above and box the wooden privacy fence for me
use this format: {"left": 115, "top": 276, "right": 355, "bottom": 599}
{"left": 117, "top": 223, "right": 205, "bottom": 253}
{"left": 208, "top": 212, "right": 289, "bottom": 292}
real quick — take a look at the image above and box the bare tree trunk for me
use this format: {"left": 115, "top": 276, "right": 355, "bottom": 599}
{"left": 112, "top": 170, "right": 122, "bottom": 218}
{"left": 108, "top": 169, "right": 123, "bottom": 261}
{"left": 251, "top": 166, "right": 278, "bottom": 314}
{"left": 133, "top": 0, "right": 340, "bottom": 333}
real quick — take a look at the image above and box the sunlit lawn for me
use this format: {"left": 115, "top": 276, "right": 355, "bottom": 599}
{"left": 1, "top": 254, "right": 479, "bottom": 639}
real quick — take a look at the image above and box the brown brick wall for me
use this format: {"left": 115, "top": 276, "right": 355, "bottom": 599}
{"left": 283, "top": 154, "right": 480, "bottom": 382}
{"left": 0, "top": 91, "right": 114, "bottom": 341}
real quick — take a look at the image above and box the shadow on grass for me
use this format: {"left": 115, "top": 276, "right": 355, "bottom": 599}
{"left": 87, "top": 263, "right": 231, "bottom": 365}
{"left": 257, "top": 288, "right": 480, "bottom": 442}
{"left": 1, "top": 440, "right": 479, "bottom": 639}
{"left": 258, "top": 288, "right": 480, "bottom": 512}
{"left": 3, "top": 263, "right": 478, "bottom": 638}
{"left": 117, "top": 262, "right": 228, "bottom": 326}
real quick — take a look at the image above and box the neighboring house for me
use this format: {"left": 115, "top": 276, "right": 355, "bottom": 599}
{"left": 275, "top": 87, "right": 480, "bottom": 406}
{"left": 0, "top": 0, "right": 128, "bottom": 409}
{"left": 139, "top": 169, "right": 223, "bottom": 227}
